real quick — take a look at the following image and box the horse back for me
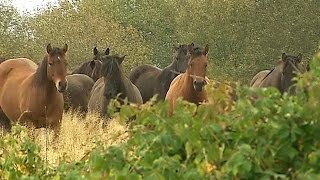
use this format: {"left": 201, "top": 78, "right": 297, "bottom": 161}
{"left": 0, "top": 58, "right": 36, "bottom": 91}
{"left": 250, "top": 70, "right": 271, "bottom": 87}
{"left": 123, "top": 78, "right": 143, "bottom": 104}
{"left": 129, "top": 64, "right": 161, "bottom": 83}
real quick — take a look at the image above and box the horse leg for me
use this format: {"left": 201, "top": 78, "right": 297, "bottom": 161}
{"left": 0, "top": 111, "right": 11, "bottom": 132}
{"left": 168, "top": 99, "right": 176, "bottom": 117}
{"left": 49, "top": 120, "right": 61, "bottom": 141}
{"left": 17, "top": 110, "right": 33, "bottom": 127}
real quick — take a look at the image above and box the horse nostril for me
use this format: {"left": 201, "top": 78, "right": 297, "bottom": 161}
{"left": 194, "top": 81, "right": 205, "bottom": 87}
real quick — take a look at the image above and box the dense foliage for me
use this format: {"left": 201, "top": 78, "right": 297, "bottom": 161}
{"left": 0, "top": 0, "right": 319, "bottom": 82}
{"left": 1, "top": 52, "right": 320, "bottom": 179}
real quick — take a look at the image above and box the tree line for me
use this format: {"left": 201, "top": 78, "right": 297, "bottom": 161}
{"left": 0, "top": 0, "right": 319, "bottom": 83}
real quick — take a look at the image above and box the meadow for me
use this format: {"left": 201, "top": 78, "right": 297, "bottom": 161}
{"left": 1, "top": 0, "right": 320, "bottom": 179}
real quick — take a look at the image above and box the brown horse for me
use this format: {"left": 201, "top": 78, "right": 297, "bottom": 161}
{"left": 0, "top": 44, "right": 68, "bottom": 134}
{"left": 63, "top": 74, "right": 94, "bottom": 113}
{"left": 165, "top": 44, "right": 209, "bottom": 116}
{"left": 88, "top": 54, "right": 142, "bottom": 117}
{"left": 129, "top": 43, "right": 194, "bottom": 103}
{"left": 72, "top": 47, "right": 110, "bottom": 81}
{"left": 250, "top": 53, "right": 303, "bottom": 94}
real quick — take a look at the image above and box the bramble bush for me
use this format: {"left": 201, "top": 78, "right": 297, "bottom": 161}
{"left": 1, "top": 52, "right": 320, "bottom": 179}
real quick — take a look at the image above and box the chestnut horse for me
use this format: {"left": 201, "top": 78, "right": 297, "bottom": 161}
{"left": 251, "top": 53, "right": 303, "bottom": 94}
{"left": 129, "top": 43, "right": 194, "bottom": 103}
{"left": 0, "top": 44, "right": 68, "bottom": 134}
{"left": 72, "top": 47, "right": 110, "bottom": 81}
{"left": 165, "top": 44, "right": 209, "bottom": 116}
{"left": 88, "top": 54, "right": 142, "bottom": 117}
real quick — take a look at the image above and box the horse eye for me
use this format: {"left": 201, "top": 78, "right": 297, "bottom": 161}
{"left": 48, "top": 62, "right": 53, "bottom": 66}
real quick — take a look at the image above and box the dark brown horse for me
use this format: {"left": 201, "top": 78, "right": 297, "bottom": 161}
{"left": 165, "top": 44, "right": 209, "bottom": 116}
{"left": 63, "top": 74, "right": 94, "bottom": 113}
{"left": 0, "top": 56, "right": 6, "bottom": 64}
{"left": 129, "top": 43, "right": 194, "bottom": 103}
{"left": 251, "top": 53, "right": 303, "bottom": 94}
{"left": 72, "top": 47, "right": 110, "bottom": 81}
{"left": 0, "top": 44, "right": 68, "bottom": 134}
{"left": 88, "top": 54, "right": 142, "bottom": 117}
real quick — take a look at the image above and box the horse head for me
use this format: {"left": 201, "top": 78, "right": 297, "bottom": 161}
{"left": 46, "top": 44, "right": 68, "bottom": 93}
{"left": 187, "top": 44, "right": 209, "bottom": 92}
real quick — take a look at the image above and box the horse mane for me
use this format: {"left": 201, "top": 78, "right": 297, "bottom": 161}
{"left": 102, "top": 55, "right": 127, "bottom": 98}
{"left": 102, "top": 55, "right": 125, "bottom": 79}
{"left": 33, "top": 56, "right": 49, "bottom": 86}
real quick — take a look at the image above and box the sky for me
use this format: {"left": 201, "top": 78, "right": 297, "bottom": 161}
{"left": 10, "top": 0, "right": 58, "bottom": 14}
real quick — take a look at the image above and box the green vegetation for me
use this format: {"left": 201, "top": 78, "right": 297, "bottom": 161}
{"left": 1, "top": 1, "right": 320, "bottom": 179}
{"left": 0, "top": 0, "right": 319, "bottom": 82}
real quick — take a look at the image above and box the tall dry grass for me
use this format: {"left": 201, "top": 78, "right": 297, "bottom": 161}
{"left": 14, "top": 111, "right": 128, "bottom": 166}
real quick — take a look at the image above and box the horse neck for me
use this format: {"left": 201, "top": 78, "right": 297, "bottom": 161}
{"left": 33, "top": 57, "right": 55, "bottom": 89}
{"left": 280, "top": 67, "right": 296, "bottom": 94}
{"left": 73, "top": 61, "right": 89, "bottom": 74}
{"left": 110, "top": 72, "right": 127, "bottom": 98}
{"left": 160, "top": 61, "right": 179, "bottom": 88}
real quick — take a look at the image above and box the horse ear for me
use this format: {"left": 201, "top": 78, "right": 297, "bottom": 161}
{"left": 105, "top": 48, "right": 110, "bottom": 55}
{"left": 47, "top": 44, "right": 52, "bottom": 54}
{"left": 298, "top": 53, "right": 302, "bottom": 62}
{"left": 89, "top": 60, "right": 95, "bottom": 69}
{"left": 62, "top": 44, "right": 68, "bottom": 54}
{"left": 93, "top": 47, "right": 98, "bottom": 56}
{"left": 282, "top": 53, "right": 287, "bottom": 61}
{"left": 188, "top": 43, "right": 195, "bottom": 54}
{"left": 204, "top": 44, "right": 209, "bottom": 55}
{"left": 118, "top": 55, "right": 126, "bottom": 64}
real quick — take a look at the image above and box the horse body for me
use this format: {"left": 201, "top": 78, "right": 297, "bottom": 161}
{"left": 129, "top": 64, "right": 170, "bottom": 102}
{"left": 250, "top": 53, "right": 303, "bottom": 94}
{"left": 0, "top": 44, "right": 68, "bottom": 133}
{"left": 88, "top": 54, "right": 142, "bottom": 117}
{"left": 129, "top": 43, "right": 193, "bottom": 103}
{"left": 165, "top": 44, "right": 209, "bottom": 116}
{"left": 63, "top": 74, "right": 94, "bottom": 113}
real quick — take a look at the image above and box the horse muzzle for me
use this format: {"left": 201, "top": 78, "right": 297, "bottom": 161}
{"left": 193, "top": 80, "right": 206, "bottom": 92}
{"left": 56, "top": 80, "right": 68, "bottom": 93}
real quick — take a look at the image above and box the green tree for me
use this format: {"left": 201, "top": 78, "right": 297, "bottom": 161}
{"left": 26, "top": 0, "right": 152, "bottom": 72}
{"left": 0, "top": 0, "right": 30, "bottom": 59}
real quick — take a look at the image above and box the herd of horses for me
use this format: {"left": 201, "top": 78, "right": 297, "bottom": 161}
{"left": 0, "top": 43, "right": 306, "bottom": 135}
